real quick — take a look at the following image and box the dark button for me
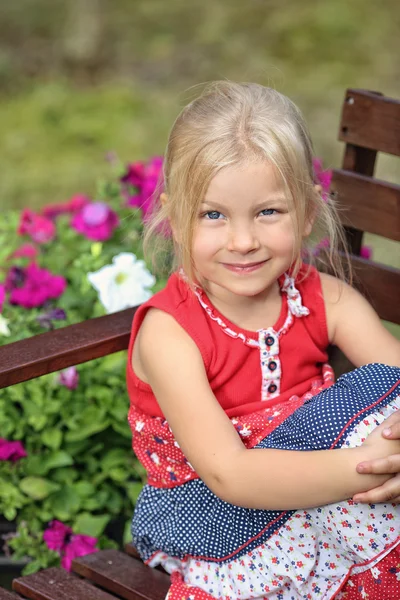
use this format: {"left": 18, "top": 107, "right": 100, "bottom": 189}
{"left": 265, "top": 335, "right": 275, "bottom": 347}
{"left": 268, "top": 383, "right": 277, "bottom": 393}
{"left": 268, "top": 360, "right": 277, "bottom": 371}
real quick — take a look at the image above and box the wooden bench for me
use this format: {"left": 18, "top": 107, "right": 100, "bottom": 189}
{"left": 0, "top": 88, "right": 399, "bottom": 599}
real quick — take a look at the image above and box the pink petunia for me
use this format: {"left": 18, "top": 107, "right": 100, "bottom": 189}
{"left": 18, "top": 209, "right": 56, "bottom": 244}
{"left": 61, "top": 534, "right": 98, "bottom": 571}
{"left": 9, "top": 263, "right": 66, "bottom": 309}
{"left": 42, "top": 194, "right": 90, "bottom": 220}
{"left": 12, "top": 243, "right": 39, "bottom": 260}
{"left": 59, "top": 366, "right": 79, "bottom": 390}
{"left": 0, "top": 284, "right": 5, "bottom": 312}
{"left": 121, "top": 156, "right": 164, "bottom": 219}
{"left": 0, "top": 438, "right": 27, "bottom": 462}
{"left": 43, "top": 520, "right": 72, "bottom": 552}
{"left": 360, "top": 245, "right": 373, "bottom": 260}
{"left": 43, "top": 520, "right": 98, "bottom": 572}
{"left": 71, "top": 202, "right": 119, "bottom": 241}
{"left": 312, "top": 158, "right": 332, "bottom": 202}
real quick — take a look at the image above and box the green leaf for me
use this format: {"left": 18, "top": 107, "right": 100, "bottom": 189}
{"left": 65, "top": 419, "right": 110, "bottom": 442}
{"left": 19, "top": 477, "right": 60, "bottom": 500}
{"left": 126, "top": 481, "right": 143, "bottom": 505}
{"left": 51, "top": 486, "right": 81, "bottom": 520}
{"left": 74, "top": 512, "right": 111, "bottom": 538}
{"left": 73, "top": 481, "right": 95, "bottom": 498}
{"left": 41, "top": 428, "right": 62, "bottom": 450}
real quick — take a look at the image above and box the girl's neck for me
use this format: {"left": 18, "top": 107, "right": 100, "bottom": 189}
{"left": 200, "top": 279, "right": 283, "bottom": 332}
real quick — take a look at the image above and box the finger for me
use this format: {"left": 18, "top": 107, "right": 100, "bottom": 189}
{"left": 353, "top": 478, "right": 400, "bottom": 504}
{"left": 382, "top": 419, "right": 400, "bottom": 439}
{"left": 357, "top": 454, "right": 400, "bottom": 474}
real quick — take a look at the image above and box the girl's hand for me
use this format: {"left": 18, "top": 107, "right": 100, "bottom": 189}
{"left": 354, "top": 411, "right": 400, "bottom": 503}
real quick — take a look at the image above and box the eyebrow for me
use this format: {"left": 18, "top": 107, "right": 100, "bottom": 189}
{"left": 201, "top": 197, "right": 288, "bottom": 212}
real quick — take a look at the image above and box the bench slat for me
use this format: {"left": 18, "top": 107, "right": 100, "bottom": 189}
{"left": 0, "top": 307, "right": 136, "bottom": 389}
{"left": 339, "top": 89, "right": 400, "bottom": 156}
{"left": 12, "top": 567, "right": 118, "bottom": 600}
{"left": 72, "top": 550, "right": 169, "bottom": 600}
{"left": 0, "top": 590, "right": 22, "bottom": 599}
{"left": 331, "top": 169, "right": 400, "bottom": 242}
{"left": 351, "top": 256, "right": 400, "bottom": 324}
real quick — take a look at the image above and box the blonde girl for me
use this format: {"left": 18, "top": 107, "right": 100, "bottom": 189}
{"left": 127, "top": 82, "right": 400, "bottom": 599}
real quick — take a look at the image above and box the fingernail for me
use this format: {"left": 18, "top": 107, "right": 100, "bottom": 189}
{"left": 356, "top": 463, "right": 366, "bottom": 472}
{"left": 383, "top": 428, "right": 392, "bottom": 437}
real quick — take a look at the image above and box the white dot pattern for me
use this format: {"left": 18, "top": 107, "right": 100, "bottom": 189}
{"left": 132, "top": 364, "right": 400, "bottom": 599}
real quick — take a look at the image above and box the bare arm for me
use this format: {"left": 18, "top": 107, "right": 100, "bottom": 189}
{"left": 135, "top": 308, "right": 398, "bottom": 510}
{"left": 321, "top": 272, "right": 400, "bottom": 503}
{"left": 320, "top": 272, "right": 400, "bottom": 368}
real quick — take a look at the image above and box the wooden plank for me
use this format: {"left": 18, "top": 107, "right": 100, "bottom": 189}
{"left": 12, "top": 567, "right": 118, "bottom": 600}
{"left": 339, "top": 89, "right": 400, "bottom": 156}
{"left": 331, "top": 169, "right": 400, "bottom": 241}
{"left": 350, "top": 256, "right": 400, "bottom": 324}
{"left": 0, "top": 307, "right": 137, "bottom": 390}
{"left": 0, "top": 589, "right": 22, "bottom": 600}
{"left": 72, "top": 550, "right": 169, "bottom": 600}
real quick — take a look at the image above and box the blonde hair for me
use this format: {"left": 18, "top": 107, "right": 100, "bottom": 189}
{"left": 144, "top": 81, "right": 349, "bottom": 283}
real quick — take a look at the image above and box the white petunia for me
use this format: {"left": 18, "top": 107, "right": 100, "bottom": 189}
{"left": 87, "top": 252, "right": 155, "bottom": 313}
{"left": 0, "top": 314, "right": 11, "bottom": 337}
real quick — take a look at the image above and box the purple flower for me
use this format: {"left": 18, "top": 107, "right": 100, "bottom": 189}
{"left": 43, "top": 520, "right": 98, "bottom": 572}
{"left": 0, "top": 438, "right": 27, "bottom": 462}
{"left": 37, "top": 308, "right": 67, "bottom": 330}
{"left": 71, "top": 202, "right": 119, "bottom": 241}
{"left": 9, "top": 263, "right": 66, "bottom": 309}
{"left": 312, "top": 237, "right": 331, "bottom": 257}
{"left": 313, "top": 158, "right": 332, "bottom": 202}
{"left": 59, "top": 366, "right": 79, "bottom": 390}
{"left": 121, "top": 156, "right": 164, "bottom": 220}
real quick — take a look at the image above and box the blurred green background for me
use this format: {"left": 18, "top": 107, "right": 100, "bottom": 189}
{"left": 0, "top": 0, "right": 399, "bottom": 272}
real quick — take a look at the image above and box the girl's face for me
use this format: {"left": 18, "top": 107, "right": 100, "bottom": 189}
{"left": 191, "top": 161, "right": 310, "bottom": 303}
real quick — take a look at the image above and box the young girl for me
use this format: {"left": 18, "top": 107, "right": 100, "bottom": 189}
{"left": 126, "top": 82, "right": 400, "bottom": 599}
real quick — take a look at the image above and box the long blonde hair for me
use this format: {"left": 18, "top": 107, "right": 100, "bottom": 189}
{"left": 144, "top": 81, "right": 349, "bottom": 283}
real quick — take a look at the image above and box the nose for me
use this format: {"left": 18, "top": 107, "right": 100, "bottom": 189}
{"left": 227, "top": 222, "right": 260, "bottom": 254}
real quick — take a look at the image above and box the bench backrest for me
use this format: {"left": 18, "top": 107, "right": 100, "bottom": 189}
{"left": 0, "top": 88, "right": 399, "bottom": 389}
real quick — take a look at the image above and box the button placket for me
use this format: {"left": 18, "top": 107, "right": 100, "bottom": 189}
{"left": 259, "top": 328, "right": 281, "bottom": 401}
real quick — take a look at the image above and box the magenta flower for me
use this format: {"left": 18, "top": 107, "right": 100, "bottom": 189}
{"left": 43, "top": 520, "right": 98, "bottom": 572}
{"left": 312, "top": 237, "right": 331, "bottom": 257}
{"left": 59, "top": 366, "right": 79, "bottom": 390}
{"left": 0, "top": 438, "right": 27, "bottom": 462}
{"left": 360, "top": 245, "right": 373, "bottom": 260}
{"left": 61, "top": 534, "right": 98, "bottom": 571}
{"left": 43, "top": 520, "right": 72, "bottom": 552}
{"left": 121, "top": 156, "right": 164, "bottom": 220}
{"left": 18, "top": 209, "right": 56, "bottom": 244}
{"left": 12, "top": 243, "right": 39, "bottom": 260}
{"left": 9, "top": 263, "right": 66, "bottom": 309}
{"left": 313, "top": 158, "right": 332, "bottom": 202}
{"left": 71, "top": 202, "right": 119, "bottom": 241}
{"left": 42, "top": 194, "right": 90, "bottom": 220}
{"left": 0, "top": 284, "right": 5, "bottom": 312}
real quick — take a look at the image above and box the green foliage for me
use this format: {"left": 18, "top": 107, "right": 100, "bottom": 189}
{"left": 0, "top": 166, "right": 167, "bottom": 573}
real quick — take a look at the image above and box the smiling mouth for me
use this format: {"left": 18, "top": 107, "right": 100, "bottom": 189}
{"left": 222, "top": 260, "right": 268, "bottom": 273}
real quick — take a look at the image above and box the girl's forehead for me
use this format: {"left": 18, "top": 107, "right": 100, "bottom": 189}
{"left": 205, "top": 161, "right": 285, "bottom": 203}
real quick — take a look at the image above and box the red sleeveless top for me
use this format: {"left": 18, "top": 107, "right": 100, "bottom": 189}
{"left": 126, "top": 265, "right": 332, "bottom": 488}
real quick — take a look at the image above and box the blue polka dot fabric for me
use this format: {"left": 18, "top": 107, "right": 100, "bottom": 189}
{"left": 132, "top": 364, "right": 400, "bottom": 564}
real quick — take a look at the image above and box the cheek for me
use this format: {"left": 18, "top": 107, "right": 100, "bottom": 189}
{"left": 192, "top": 227, "right": 221, "bottom": 259}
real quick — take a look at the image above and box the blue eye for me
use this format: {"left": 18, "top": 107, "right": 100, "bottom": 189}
{"left": 204, "top": 211, "right": 223, "bottom": 220}
{"left": 260, "top": 208, "right": 277, "bottom": 216}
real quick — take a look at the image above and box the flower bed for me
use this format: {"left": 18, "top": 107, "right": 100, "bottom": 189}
{"left": 0, "top": 157, "right": 167, "bottom": 574}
